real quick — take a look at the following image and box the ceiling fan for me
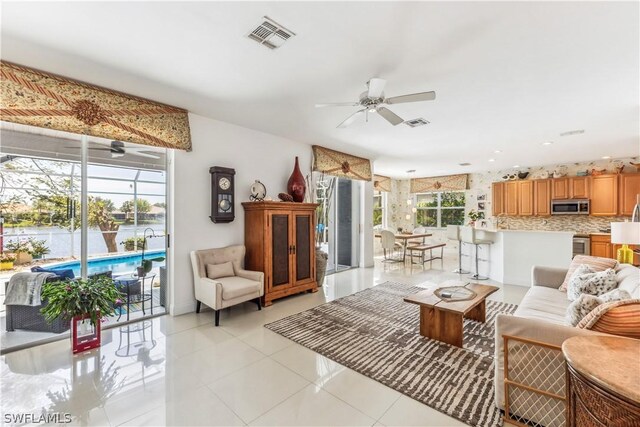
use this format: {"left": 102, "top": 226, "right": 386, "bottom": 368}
{"left": 316, "top": 78, "right": 436, "bottom": 128}
{"left": 66, "top": 140, "right": 161, "bottom": 159}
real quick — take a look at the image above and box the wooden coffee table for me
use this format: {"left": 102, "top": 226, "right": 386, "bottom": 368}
{"left": 404, "top": 282, "right": 499, "bottom": 347}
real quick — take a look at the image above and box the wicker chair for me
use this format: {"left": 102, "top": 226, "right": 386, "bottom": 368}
{"left": 5, "top": 271, "right": 112, "bottom": 334}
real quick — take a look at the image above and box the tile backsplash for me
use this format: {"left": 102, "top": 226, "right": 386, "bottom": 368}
{"left": 498, "top": 215, "right": 620, "bottom": 234}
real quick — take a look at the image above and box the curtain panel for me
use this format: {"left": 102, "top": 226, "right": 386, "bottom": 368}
{"left": 0, "top": 61, "right": 192, "bottom": 151}
{"left": 410, "top": 174, "right": 468, "bottom": 193}
{"left": 312, "top": 145, "right": 372, "bottom": 181}
{"left": 373, "top": 175, "right": 391, "bottom": 192}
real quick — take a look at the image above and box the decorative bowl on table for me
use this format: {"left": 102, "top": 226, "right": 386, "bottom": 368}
{"left": 435, "top": 286, "right": 477, "bottom": 302}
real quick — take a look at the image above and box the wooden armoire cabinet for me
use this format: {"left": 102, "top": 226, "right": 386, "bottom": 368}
{"left": 242, "top": 201, "right": 318, "bottom": 306}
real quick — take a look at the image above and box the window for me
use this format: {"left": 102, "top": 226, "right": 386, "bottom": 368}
{"left": 415, "top": 191, "right": 465, "bottom": 228}
{"left": 373, "top": 191, "right": 385, "bottom": 227}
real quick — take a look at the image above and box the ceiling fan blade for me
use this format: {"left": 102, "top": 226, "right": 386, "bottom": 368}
{"left": 367, "top": 78, "right": 386, "bottom": 99}
{"left": 315, "top": 102, "right": 360, "bottom": 108}
{"left": 377, "top": 107, "right": 404, "bottom": 126}
{"left": 337, "top": 109, "right": 365, "bottom": 128}
{"left": 385, "top": 91, "right": 436, "bottom": 105}
{"left": 128, "top": 150, "right": 161, "bottom": 159}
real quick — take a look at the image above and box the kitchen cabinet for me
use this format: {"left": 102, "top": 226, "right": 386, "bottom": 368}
{"left": 590, "top": 175, "right": 618, "bottom": 216}
{"left": 243, "top": 201, "right": 318, "bottom": 306}
{"left": 619, "top": 172, "right": 640, "bottom": 216}
{"left": 504, "top": 181, "right": 519, "bottom": 216}
{"left": 590, "top": 234, "right": 613, "bottom": 258}
{"left": 569, "top": 177, "right": 590, "bottom": 199}
{"left": 518, "top": 180, "right": 534, "bottom": 216}
{"left": 591, "top": 233, "right": 639, "bottom": 264}
{"left": 551, "top": 178, "right": 569, "bottom": 200}
{"left": 492, "top": 182, "right": 505, "bottom": 216}
{"left": 534, "top": 179, "right": 551, "bottom": 216}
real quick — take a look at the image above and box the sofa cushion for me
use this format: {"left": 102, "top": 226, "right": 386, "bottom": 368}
{"left": 559, "top": 255, "right": 618, "bottom": 291}
{"left": 514, "top": 286, "right": 571, "bottom": 325}
{"left": 616, "top": 264, "right": 640, "bottom": 299}
{"left": 219, "top": 276, "right": 261, "bottom": 300}
{"left": 566, "top": 268, "right": 617, "bottom": 301}
{"left": 566, "top": 288, "right": 631, "bottom": 326}
{"left": 206, "top": 262, "right": 235, "bottom": 280}
{"left": 31, "top": 266, "right": 75, "bottom": 280}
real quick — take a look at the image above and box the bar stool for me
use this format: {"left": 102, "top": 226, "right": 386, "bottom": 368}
{"left": 459, "top": 226, "right": 493, "bottom": 280}
{"left": 446, "top": 225, "right": 469, "bottom": 274}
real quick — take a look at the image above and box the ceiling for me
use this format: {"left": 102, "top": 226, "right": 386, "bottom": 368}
{"left": 1, "top": 2, "right": 638, "bottom": 178}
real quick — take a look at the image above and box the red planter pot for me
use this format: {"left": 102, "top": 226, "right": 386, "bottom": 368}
{"left": 71, "top": 313, "right": 101, "bottom": 354}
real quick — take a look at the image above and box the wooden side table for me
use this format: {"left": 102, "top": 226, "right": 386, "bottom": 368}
{"left": 562, "top": 336, "right": 640, "bottom": 426}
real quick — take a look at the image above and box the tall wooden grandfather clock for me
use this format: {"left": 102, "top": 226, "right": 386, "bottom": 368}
{"left": 209, "top": 167, "right": 235, "bottom": 223}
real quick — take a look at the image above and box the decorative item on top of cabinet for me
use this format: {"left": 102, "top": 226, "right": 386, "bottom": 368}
{"left": 209, "top": 167, "right": 235, "bottom": 223}
{"left": 534, "top": 179, "right": 551, "bottom": 216}
{"left": 492, "top": 182, "right": 505, "bottom": 216}
{"left": 249, "top": 180, "right": 267, "bottom": 202}
{"left": 242, "top": 201, "right": 318, "bottom": 306}
{"left": 619, "top": 173, "right": 640, "bottom": 216}
{"left": 518, "top": 180, "right": 534, "bottom": 216}
{"left": 504, "top": 181, "right": 519, "bottom": 215}
{"left": 287, "top": 156, "right": 306, "bottom": 202}
{"left": 590, "top": 174, "right": 619, "bottom": 216}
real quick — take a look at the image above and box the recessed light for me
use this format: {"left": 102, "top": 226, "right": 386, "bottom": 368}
{"left": 513, "top": 165, "right": 520, "bottom": 168}
{"left": 494, "top": 150, "right": 502, "bottom": 154}
{"left": 602, "top": 156, "right": 611, "bottom": 159}
{"left": 488, "top": 159, "right": 495, "bottom": 162}
{"left": 542, "top": 142, "right": 553, "bottom": 146}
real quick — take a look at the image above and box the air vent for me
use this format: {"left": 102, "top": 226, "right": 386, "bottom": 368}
{"left": 560, "top": 129, "right": 585, "bottom": 137}
{"left": 459, "top": 162, "right": 472, "bottom": 166}
{"left": 247, "top": 17, "right": 295, "bottom": 49}
{"left": 404, "top": 118, "right": 430, "bottom": 128}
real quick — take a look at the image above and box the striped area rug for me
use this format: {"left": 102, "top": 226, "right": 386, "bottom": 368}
{"left": 265, "top": 281, "right": 517, "bottom": 427}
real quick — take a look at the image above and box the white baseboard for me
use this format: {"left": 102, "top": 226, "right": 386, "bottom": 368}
{"left": 170, "top": 302, "right": 196, "bottom": 316}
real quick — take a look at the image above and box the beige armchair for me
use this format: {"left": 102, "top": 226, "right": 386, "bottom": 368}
{"left": 190, "top": 245, "right": 264, "bottom": 326}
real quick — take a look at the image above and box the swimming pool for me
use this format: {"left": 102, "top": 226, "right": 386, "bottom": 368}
{"left": 46, "top": 250, "right": 166, "bottom": 277}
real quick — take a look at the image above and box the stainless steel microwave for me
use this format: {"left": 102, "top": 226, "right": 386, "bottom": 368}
{"left": 551, "top": 199, "right": 590, "bottom": 215}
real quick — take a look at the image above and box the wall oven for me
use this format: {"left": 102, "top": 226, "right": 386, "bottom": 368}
{"left": 551, "top": 199, "right": 589, "bottom": 215}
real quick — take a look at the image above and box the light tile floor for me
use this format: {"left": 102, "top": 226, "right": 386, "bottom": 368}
{"left": 0, "top": 257, "right": 529, "bottom": 426}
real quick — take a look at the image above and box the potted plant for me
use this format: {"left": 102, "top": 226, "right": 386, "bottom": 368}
{"left": 468, "top": 209, "right": 485, "bottom": 226}
{"left": 120, "top": 236, "right": 147, "bottom": 252}
{"left": 29, "top": 238, "right": 50, "bottom": 260}
{"left": 40, "top": 276, "right": 124, "bottom": 353}
{"left": 4, "top": 238, "right": 33, "bottom": 264}
{"left": 0, "top": 253, "right": 16, "bottom": 270}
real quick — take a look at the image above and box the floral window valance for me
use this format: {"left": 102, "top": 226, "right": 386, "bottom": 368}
{"left": 312, "top": 145, "right": 372, "bottom": 181}
{"left": 373, "top": 175, "right": 391, "bottom": 192}
{"left": 410, "top": 174, "right": 468, "bottom": 193}
{"left": 0, "top": 61, "right": 192, "bottom": 151}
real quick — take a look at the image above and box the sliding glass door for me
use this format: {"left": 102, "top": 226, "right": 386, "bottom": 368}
{"left": 1, "top": 122, "right": 168, "bottom": 350}
{"left": 315, "top": 175, "right": 361, "bottom": 274}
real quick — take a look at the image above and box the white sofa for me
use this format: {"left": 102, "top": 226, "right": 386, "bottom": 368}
{"left": 494, "top": 261, "right": 640, "bottom": 426}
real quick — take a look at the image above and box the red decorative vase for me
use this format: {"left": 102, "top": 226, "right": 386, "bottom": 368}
{"left": 287, "top": 156, "right": 306, "bottom": 202}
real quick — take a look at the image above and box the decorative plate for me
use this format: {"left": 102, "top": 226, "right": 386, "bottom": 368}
{"left": 250, "top": 180, "right": 267, "bottom": 201}
{"left": 434, "top": 286, "right": 477, "bottom": 302}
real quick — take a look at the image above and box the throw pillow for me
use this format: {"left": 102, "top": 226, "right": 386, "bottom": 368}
{"left": 577, "top": 299, "right": 640, "bottom": 338}
{"left": 206, "top": 261, "right": 235, "bottom": 280}
{"left": 566, "top": 288, "right": 631, "bottom": 327}
{"left": 31, "top": 266, "right": 75, "bottom": 280}
{"left": 560, "top": 255, "right": 618, "bottom": 291}
{"left": 567, "top": 268, "right": 617, "bottom": 301}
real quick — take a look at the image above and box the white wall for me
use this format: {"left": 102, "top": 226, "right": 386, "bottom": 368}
{"left": 170, "top": 113, "right": 374, "bottom": 315}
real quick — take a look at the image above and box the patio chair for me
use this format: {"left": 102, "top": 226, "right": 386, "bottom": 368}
{"left": 190, "top": 245, "right": 264, "bottom": 326}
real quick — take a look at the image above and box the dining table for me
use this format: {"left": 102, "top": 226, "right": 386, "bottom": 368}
{"left": 375, "top": 232, "right": 433, "bottom": 262}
